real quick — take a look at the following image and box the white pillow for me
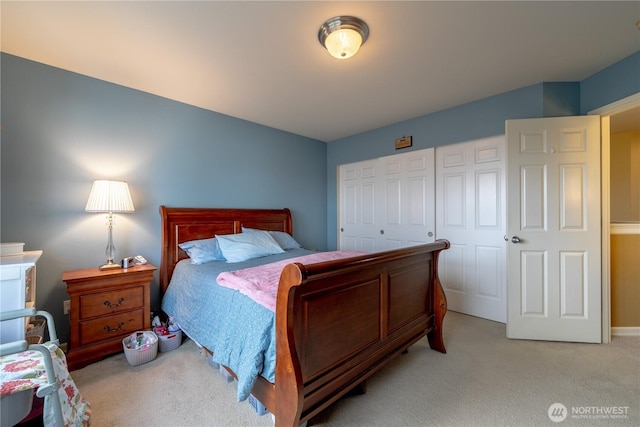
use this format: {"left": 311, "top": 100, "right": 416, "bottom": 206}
{"left": 216, "top": 230, "right": 285, "bottom": 263}
{"left": 179, "top": 237, "right": 225, "bottom": 264}
{"left": 242, "top": 227, "right": 302, "bottom": 250}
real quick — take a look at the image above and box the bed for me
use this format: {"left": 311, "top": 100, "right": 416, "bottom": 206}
{"left": 159, "top": 206, "right": 449, "bottom": 427}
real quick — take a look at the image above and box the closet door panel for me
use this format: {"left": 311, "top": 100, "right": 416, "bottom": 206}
{"left": 339, "top": 159, "right": 380, "bottom": 251}
{"left": 338, "top": 148, "right": 435, "bottom": 252}
{"left": 436, "top": 136, "right": 506, "bottom": 323}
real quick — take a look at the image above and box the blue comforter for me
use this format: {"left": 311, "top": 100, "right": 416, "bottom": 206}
{"left": 161, "top": 249, "right": 314, "bottom": 401}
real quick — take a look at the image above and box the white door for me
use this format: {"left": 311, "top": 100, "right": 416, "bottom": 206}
{"left": 436, "top": 136, "right": 507, "bottom": 323}
{"left": 339, "top": 159, "right": 379, "bottom": 252}
{"left": 506, "top": 116, "right": 601, "bottom": 343}
{"left": 338, "top": 148, "right": 435, "bottom": 251}
{"left": 378, "top": 149, "right": 435, "bottom": 250}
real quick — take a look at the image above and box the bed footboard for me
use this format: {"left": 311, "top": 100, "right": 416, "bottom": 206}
{"left": 272, "top": 240, "right": 449, "bottom": 427}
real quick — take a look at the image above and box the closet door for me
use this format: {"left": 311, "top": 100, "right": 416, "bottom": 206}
{"left": 378, "top": 149, "right": 435, "bottom": 249}
{"left": 338, "top": 148, "right": 435, "bottom": 251}
{"left": 435, "top": 136, "right": 507, "bottom": 323}
{"left": 338, "top": 159, "right": 379, "bottom": 252}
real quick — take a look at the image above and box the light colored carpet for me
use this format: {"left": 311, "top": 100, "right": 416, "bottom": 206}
{"left": 71, "top": 312, "right": 639, "bottom": 426}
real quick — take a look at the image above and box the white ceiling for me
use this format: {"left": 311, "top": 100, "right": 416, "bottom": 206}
{"left": 2, "top": 1, "right": 639, "bottom": 142}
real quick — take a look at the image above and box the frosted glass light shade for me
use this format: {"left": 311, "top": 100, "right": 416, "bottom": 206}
{"left": 325, "top": 28, "right": 363, "bottom": 59}
{"left": 85, "top": 180, "right": 135, "bottom": 213}
{"left": 318, "top": 16, "right": 369, "bottom": 60}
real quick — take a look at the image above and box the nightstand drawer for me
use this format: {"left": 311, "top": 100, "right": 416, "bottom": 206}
{"left": 79, "top": 309, "right": 144, "bottom": 346}
{"left": 80, "top": 286, "right": 143, "bottom": 319}
{"left": 63, "top": 263, "right": 155, "bottom": 370}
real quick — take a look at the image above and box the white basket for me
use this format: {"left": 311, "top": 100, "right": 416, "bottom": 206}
{"left": 122, "top": 331, "right": 158, "bottom": 366}
{"left": 156, "top": 329, "right": 182, "bottom": 352}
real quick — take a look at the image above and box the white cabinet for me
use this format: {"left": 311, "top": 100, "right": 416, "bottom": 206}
{"left": 0, "top": 250, "right": 42, "bottom": 343}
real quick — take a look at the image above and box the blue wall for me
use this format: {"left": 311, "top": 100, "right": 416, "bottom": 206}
{"left": 581, "top": 51, "right": 640, "bottom": 114}
{"left": 325, "top": 83, "right": 547, "bottom": 249}
{"left": 326, "top": 51, "right": 640, "bottom": 249}
{"left": 1, "top": 53, "right": 327, "bottom": 341}
{"left": 2, "top": 50, "right": 638, "bottom": 343}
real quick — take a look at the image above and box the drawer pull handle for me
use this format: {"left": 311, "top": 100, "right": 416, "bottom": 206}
{"left": 104, "top": 298, "right": 125, "bottom": 308}
{"left": 103, "top": 322, "right": 125, "bottom": 333}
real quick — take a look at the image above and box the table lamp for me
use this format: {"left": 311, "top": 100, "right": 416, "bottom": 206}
{"left": 85, "top": 180, "right": 135, "bottom": 270}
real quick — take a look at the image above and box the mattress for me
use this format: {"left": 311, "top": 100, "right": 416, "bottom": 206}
{"left": 161, "top": 248, "right": 314, "bottom": 401}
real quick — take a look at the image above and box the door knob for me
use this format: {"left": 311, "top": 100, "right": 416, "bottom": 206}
{"left": 511, "top": 236, "right": 521, "bottom": 244}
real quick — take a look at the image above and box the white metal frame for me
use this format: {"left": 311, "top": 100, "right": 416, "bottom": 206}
{"left": 0, "top": 308, "right": 64, "bottom": 427}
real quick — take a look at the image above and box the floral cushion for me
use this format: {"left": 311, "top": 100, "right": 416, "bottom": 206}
{"left": 1, "top": 342, "right": 91, "bottom": 426}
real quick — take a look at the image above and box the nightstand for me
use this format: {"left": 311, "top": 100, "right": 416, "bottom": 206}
{"left": 62, "top": 264, "right": 156, "bottom": 370}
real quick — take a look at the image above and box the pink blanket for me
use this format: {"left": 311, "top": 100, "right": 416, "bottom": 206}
{"left": 217, "top": 251, "right": 365, "bottom": 311}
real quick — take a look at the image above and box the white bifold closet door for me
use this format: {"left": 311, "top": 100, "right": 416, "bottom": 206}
{"left": 435, "top": 136, "right": 507, "bottom": 323}
{"left": 338, "top": 142, "right": 507, "bottom": 324}
{"left": 338, "top": 148, "right": 435, "bottom": 252}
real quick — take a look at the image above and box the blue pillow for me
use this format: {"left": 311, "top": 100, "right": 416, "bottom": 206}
{"left": 179, "top": 237, "right": 225, "bottom": 264}
{"left": 242, "top": 228, "right": 302, "bottom": 250}
{"left": 216, "top": 230, "right": 285, "bottom": 263}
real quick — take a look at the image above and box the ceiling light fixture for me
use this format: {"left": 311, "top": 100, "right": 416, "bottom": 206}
{"left": 318, "top": 16, "right": 369, "bottom": 60}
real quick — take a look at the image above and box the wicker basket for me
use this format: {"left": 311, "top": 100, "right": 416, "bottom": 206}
{"left": 156, "top": 330, "right": 182, "bottom": 352}
{"left": 26, "top": 319, "right": 46, "bottom": 340}
{"left": 26, "top": 335, "right": 43, "bottom": 345}
{"left": 122, "top": 331, "right": 158, "bottom": 366}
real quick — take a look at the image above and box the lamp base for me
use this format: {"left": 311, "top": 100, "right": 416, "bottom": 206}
{"left": 99, "top": 262, "right": 122, "bottom": 271}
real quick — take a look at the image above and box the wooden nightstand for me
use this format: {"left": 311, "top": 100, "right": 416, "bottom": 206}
{"left": 62, "top": 264, "right": 156, "bottom": 370}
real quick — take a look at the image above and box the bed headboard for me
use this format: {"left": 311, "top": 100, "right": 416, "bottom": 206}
{"left": 159, "top": 206, "right": 293, "bottom": 295}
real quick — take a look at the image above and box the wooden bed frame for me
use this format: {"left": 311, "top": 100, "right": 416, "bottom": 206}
{"left": 159, "top": 206, "right": 449, "bottom": 427}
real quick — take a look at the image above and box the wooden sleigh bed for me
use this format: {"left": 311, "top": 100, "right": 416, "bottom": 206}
{"left": 159, "top": 206, "right": 449, "bottom": 427}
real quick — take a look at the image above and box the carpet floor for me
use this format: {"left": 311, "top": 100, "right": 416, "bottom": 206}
{"left": 71, "top": 312, "right": 640, "bottom": 426}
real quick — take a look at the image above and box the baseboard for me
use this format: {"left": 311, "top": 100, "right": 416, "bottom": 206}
{"left": 611, "top": 327, "right": 640, "bottom": 337}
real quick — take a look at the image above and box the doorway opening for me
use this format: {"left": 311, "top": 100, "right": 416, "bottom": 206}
{"left": 590, "top": 93, "right": 640, "bottom": 343}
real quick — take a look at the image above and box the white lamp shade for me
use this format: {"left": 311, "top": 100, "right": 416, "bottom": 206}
{"left": 324, "top": 28, "right": 363, "bottom": 59}
{"left": 85, "top": 180, "right": 135, "bottom": 213}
